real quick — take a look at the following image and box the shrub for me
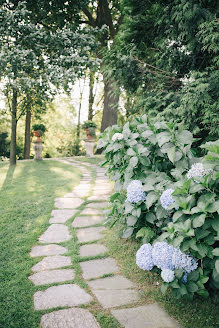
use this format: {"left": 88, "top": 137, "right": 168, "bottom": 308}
{"left": 98, "top": 116, "right": 219, "bottom": 299}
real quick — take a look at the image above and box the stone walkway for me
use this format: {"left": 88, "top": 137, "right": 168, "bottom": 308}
{"left": 29, "top": 158, "right": 181, "bottom": 328}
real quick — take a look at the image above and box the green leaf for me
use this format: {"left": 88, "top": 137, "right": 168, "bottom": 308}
{"left": 193, "top": 214, "right": 206, "bottom": 228}
{"left": 212, "top": 248, "right": 219, "bottom": 256}
{"left": 187, "top": 281, "right": 199, "bottom": 292}
{"left": 136, "top": 227, "right": 155, "bottom": 242}
{"left": 129, "top": 156, "right": 138, "bottom": 167}
{"left": 161, "top": 283, "right": 168, "bottom": 294}
{"left": 172, "top": 211, "right": 184, "bottom": 222}
{"left": 188, "top": 270, "right": 199, "bottom": 281}
{"left": 127, "top": 148, "right": 136, "bottom": 156}
{"left": 176, "top": 130, "right": 193, "bottom": 145}
{"left": 212, "top": 218, "right": 219, "bottom": 232}
{"left": 167, "top": 146, "right": 176, "bottom": 163}
{"left": 174, "top": 269, "right": 184, "bottom": 279}
{"left": 207, "top": 200, "right": 219, "bottom": 214}
{"left": 146, "top": 191, "right": 159, "bottom": 209}
{"left": 215, "top": 259, "right": 219, "bottom": 274}
{"left": 145, "top": 212, "right": 156, "bottom": 223}
{"left": 122, "top": 227, "right": 134, "bottom": 238}
{"left": 125, "top": 202, "right": 134, "bottom": 214}
{"left": 196, "top": 289, "right": 209, "bottom": 298}
{"left": 172, "top": 236, "right": 184, "bottom": 247}
{"left": 156, "top": 131, "right": 171, "bottom": 147}
{"left": 110, "top": 193, "right": 121, "bottom": 202}
{"left": 126, "top": 215, "right": 138, "bottom": 226}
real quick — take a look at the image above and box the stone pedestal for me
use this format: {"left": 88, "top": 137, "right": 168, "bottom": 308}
{"left": 34, "top": 142, "right": 43, "bottom": 160}
{"left": 84, "top": 140, "right": 95, "bottom": 157}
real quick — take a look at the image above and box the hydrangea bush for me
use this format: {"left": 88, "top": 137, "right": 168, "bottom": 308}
{"left": 98, "top": 115, "right": 219, "bottom": 298}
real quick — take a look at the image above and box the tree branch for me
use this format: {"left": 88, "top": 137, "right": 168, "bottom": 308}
{"left": 82, "top": 8, "right": 97, "bottom": 28}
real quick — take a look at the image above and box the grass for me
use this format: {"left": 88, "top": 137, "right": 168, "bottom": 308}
{"left": 0, "top": 160, "right": 81, "bottom": 328}
{"left": 72, "top": 155, "right": 104, "bottom": 165}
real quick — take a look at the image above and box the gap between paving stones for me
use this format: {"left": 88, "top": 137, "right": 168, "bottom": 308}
{"left": 29, "top": 159, "right": 181, "bottom": 328}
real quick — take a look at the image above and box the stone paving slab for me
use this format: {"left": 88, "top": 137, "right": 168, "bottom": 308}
{"left": 72, "top": 215, "right": 104, "bottom": 228}
{"left": 30, "top": 244, "right": 67, "bottom": 257}
{"left": 40, "top": 308, "right": 100, "bottom": 328}
{"left": 88, "top": 195, "right": 110, "bottom": 201}
{"left": 55, "top": 198, "right": 83, "bottom": 209}
{"left": 80, "top": 258, "right": 119, "bottom": 279}
{"left": 87, "top": 275, "right": 136, "bottom": 290}
{"left": 111, "top": 304, "right": 181, "bottom": 328}
{"left": 50, "top": 210, "right": 76, "bottom": 224}
{"left": 64, "top": 192, "right": 84, "bottom": 198}
{"left": 34, "top": 284, "right": 92, "bottom": 310}
{"left": 76, "top": 227, "right": 106, "bottom": 243}
{"left": 79, "top": 244, "right": 108, "bottom": 257}
{"left": 39, "top": 224, "right": 71, "bottom": 244}
{"left": 29, "top": 269, "right": 75, "bottom": 286}
{"left": 92, "top": 289, "right": 139, "bottom": 308}
{"left": 80, "top": 208, "right": 101, "bottom": 215}
{"left": 32, "top": 255, "right": 72, "bottom": 272}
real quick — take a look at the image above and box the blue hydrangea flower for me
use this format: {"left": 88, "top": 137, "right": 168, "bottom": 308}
{"left": 161, "top": 269, "right": 175, "bottom": 283}
{"left": 187, "top": 163, "right": 213, "bottom": 182}
{"left": 136, "top": 243, "right": 154, "bottom": 271}
{"left": 172, "top": 248, "right": 198, "bottom": 273}
{"left": 181, "top": 272, "right": 188, "bottom": 284}
{"left": 126, "top": 180, "right": 146, "bottom": 203}
{"left": 160, "top": 189, "right": 175, "bottom": 210}
{"left": 152, "top": 242, "right": 174, "bottom": 270}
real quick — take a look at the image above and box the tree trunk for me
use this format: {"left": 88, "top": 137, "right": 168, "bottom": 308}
{"left": 101, "top": 76, "right": 119, "bottom": 132}
{"left": 88, "top": 71, "right": 95, "bottom": 120}
{"left": 10, "top": 88, "right": 18, "bottom": 165}
{"left": 24, "top": 109, "right": 31, "bottom": 159}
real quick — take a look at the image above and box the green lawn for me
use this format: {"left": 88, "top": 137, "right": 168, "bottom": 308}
{"left": 0, "top": 160, "right": 81, "bottom": 328}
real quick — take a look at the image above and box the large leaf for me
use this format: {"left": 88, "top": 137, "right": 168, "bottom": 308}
{"left": 146, "top": 191, "right": 159, "bottom": 209}
{"left": 122, "top": 227, "right": 134, "bottom": 238}
{"left": 136, "top": 227, "right": 155, "bottom": 242}
{"left": 167, "top": 146, "right": 176, "bottom": 163}
{"left": 126, "top": 215, "right": 138, "bottom": 226}
{"left": 193, "top": 214, "right": 206, "bottom": 228}
{"left": 127, "top": 148, "right": 136, "bottom": 156}
{"left": 129, "top": 156, "right": 138, "bottom": 167}
{"left": 176, "top": 130, "right": 193, "bottom": 145}
{"left": 212, "top": 248, "right": 219, "bottom": 256}
{"left": 145, "top": 212, "right": 156, "bottom": 223}
{"left": 156, "top": 131, "right": 171, "bottom": 147}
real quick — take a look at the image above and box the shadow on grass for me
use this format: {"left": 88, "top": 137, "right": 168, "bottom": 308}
{"left": 0, "top": 159, "right": 81, "bottom": 328}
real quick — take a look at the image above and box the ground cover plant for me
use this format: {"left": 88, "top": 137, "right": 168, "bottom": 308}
{"left": 98, "top": 115, "right": 219, "bottom": 300}
{"left": 0, "top": 160, "right": 81, "bottom": 328}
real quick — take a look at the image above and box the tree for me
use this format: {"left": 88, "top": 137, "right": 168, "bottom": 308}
{"left": 6, "top": 0, "right": 124, "bottom": 131}
{"left": 0, "top": 1, "right": 98, "bottom": 164}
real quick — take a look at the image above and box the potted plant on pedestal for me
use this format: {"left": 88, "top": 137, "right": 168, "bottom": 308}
{"left": 82, "top": 120, "right": 97, "bottom": 156}
{"left": 32, "top": 123, "right": 46, "bottom": 160}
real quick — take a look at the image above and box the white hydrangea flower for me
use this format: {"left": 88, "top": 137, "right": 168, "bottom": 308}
{"left": 112, "top": 133, "right": 123, "bottom": 142}
{"left": 187, "top": 163, "right": 213, "bottom": 182}
{"left": 161, "top": 269, "right": 175, "bottom": 283}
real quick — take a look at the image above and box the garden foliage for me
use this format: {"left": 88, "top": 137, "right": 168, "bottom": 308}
{"left": 98, "top": 115, "right": 219, "bottom": 299}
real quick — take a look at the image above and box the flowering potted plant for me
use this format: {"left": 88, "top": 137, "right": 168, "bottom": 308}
{"left": 32, "top": 123, "right": 46, "bottom": 142}
{"left": 82, "top": 120, "right": 97, "bottom": 140}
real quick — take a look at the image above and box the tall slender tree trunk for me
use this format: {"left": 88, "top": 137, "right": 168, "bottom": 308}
{"left": 101, "top": 76, "right": 119, "bottom": 132}
{"left": 88, "top": 71, "right": 95, "bottom": 121}
{"left": 24, "top": 109, "right": 31, "bottom": 159}
{"left": 10, "top": 88, "right": 18, "bottom": 165}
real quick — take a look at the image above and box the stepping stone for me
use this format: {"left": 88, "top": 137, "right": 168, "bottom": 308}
{"left": 88, "top": 195, "right": 109, "bottom": 201}
{"left": 39, "top": 224, "right": 71, "bottom": 244}
{"left": 55, "top": 198, "right": 83, "bottom": 209}
{"left": 30, "top": 244, "right": 67, "bottom": 257}
{"left": 111, "top": 304, "right": 181, "bottom": 328}
{"left": 80, "top": 208, "right": 101, "bottom": 215}
{"left": 34, "top": 284, "right": 92, "bottom": 310}
{"left": 29, "top": 269, "right": 75, "bottom": 286}
{"left": 50, "top": 209, "right": 76, "bottom": 224}
{"left": 87, "top": 275, "right": 136, "bottom": 290}
{"left": 80, "top": 244, "right": 108, "bottom": 257}
{"left": 92, "top": 289, "right": 139, "bottom": 308}
{"left": 76, "top": 227, "right": 106, "bottom": 243}
{"left": 72, "top": 215, "right": 104, "bottom": 228}
{"left": 32, "top": 255, "right": 71, "bottom": 272}
{"left": 64, "top": 192, "right": 84, "bottom": 198}
{"left": 86, "top": 202, "right": 109, "bottom": 209}
{"left": 80, "top": 258, "right": 119, "bottom": 279}
{"left": 40, "top": 308, "right": 100, "bottom": 328}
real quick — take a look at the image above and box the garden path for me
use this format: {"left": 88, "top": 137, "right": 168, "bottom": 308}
{"left": 29, "top": 158, "right": 181, "bottom": 328}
